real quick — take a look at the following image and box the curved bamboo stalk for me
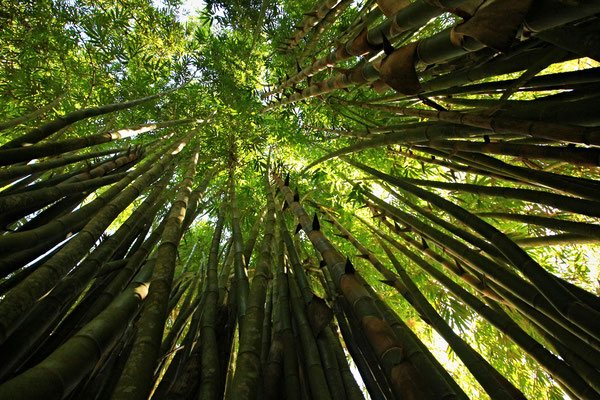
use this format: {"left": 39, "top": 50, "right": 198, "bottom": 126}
{"left": 0, "top": 118, "right": 195, "bottom": 167}
{"left": 340, "top": 99, "right": 600, "bottom": 147}
{"left": 477, "top": 212, "right": 600, "bottom": 238}
{"left": 424, "top": 139, "right": 600, "bottom": 167}
{"left": 373, "top": 225, "right": 600, "bottom": 400}
{"left": 302, "top": 124, "right": 489, "bottom": 172}
{"left": 0, "top": 94, "right": 64, "bottom": 133}
{"left": 378, "top": 238, "right": 526, "bottom": 400}
{"left": 0, "top": 146, "right": 126, "bottom": 186}
{"left": 359, "top": 185, "right": 600, "bottom": 344}
{"left": 1, "top": 87, "right": 178, "bottom": 150}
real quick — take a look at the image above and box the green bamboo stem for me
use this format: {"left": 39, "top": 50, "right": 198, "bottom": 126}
{"left": 361, "top": 192, "right": 596, "bottom": 341}
{"left": 427, "top": 149, "right": 600, "bottom": 202}
{"left": 282, "top": 0, "right": 340, "bottom": 52}
{"left": 1, "top": 147, "right": 139, "bottom": 197}
{"left": 277, "top": 202, "right": 364, "bottom": 400}
{"left": 513, "top": 233, "right": 600, "bottom": 247}
{"left": 354, "top": 270, "right": 464, "bottom": 400}
{"left": 388, "top": 147, "right": 524, "bottom": 185}
{"left": 325, "top": 326, "right": 365, "bottom": 400}
{"left": 331, "top": 292, "right": 394, "bottom": 400}
{"left": 0, "top": 94, "right": 64, "bottom": 133}
{"left": 381, "top": 185, "right": 507, "bottom": 261}
{"left": 313, "top": 202, "right": 428, "bottom": 312}
{"left": 0, "top": 171, "right": 128, "bottom": 220}
{"left": 375, "top": 174, "right": 600, "bottom": 218}
{"left": 230, "top": 168, "right": 276, "bottom": 400}
{"left": 302, "top": 124, "right": 489, "bottom": 171}
{"left": 243, "top": 208, "right": 267, "bottom": 266}
{"left": 260, "top": 281, "right": 274, "bottom": 371}
{"left": 361, "top": 210, "right": 504, "bottom": 303}
{"left": 0, "top": 141, "right": 167, "bottom": 255}
{"left": 341, "top": 99, "right": 600, "bottom": 147}
{"left": 268, "top": 0, "right": 466, "bottom": 96}
{"left": 198, "top": 208, "right": 226, "bottom": 400}
{"left": 369, "top": 200, "right": 600, "bottom": 347}
{"left": 108, "top": 139, "right": 201, "bottom": 400}
{"left": 263, "top": 241, "right": 285, "bottom": 399}
{"left": 287, "top": 273, "right": 334, "bottom": 400}
{"left": 0, "top": 177, "right": 168, "bottom": 380}
{"left": 298, "top": 0, "right": 353, "bottom": 62}
{"left": 229, "top": 171, "right": 250, "bottom": 321}
{"left": 477, "top": 212, "right": 600, "bottom": 238}
{"left": 424, "top": 139, "right": 600, "bottom": 167}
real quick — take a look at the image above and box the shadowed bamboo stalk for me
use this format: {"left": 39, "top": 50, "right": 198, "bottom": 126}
{"left": 277, "top": 275, "right": 302, "bottom": 400}
{"left": 198, "top": 207, "right": 226, "bottom": 400}
{"left": 0, "top": 140, "right": 170, "bottom": 255}
{"left": 263, "top": 214, "right": 297, "bottom": 400}
{"left": 107, "top": 138, "right": 202, "bottom": 400}
{"left": 287, "top": 272, "right": 334, "bottom": 400}
{"left": 0, "top": 175, "right": 169, "bottom": 380}
{"left": 380, "top": 185, "right": 507, "bottom": 261}
{"left": 361, "top": 190, "right": 600, "bottom": 349}
{"left": 301, "top": 124, "right": 490, "bottom": 171}
{"left": 339, "top": 99, "right": 600, "bottom": 146}
{"left": 243, "top": 208, "right": 267, "bottom": 266}
{"left": 230, "top": 166, "right": 276, "bottom": 400}
{"left": 229, "top": 170, "right": 250, "bottom": 321}
{"left": 276, "top": 205, "right": 363, "bottom": 400}
{"left": 0, "top": 171, "right": 128, "bottom": 216}
{"left": 361, "top": 208, "right": 503, "bottom": 303}
{"left": 423, "top": 139, "right": 600, "bottom": 167}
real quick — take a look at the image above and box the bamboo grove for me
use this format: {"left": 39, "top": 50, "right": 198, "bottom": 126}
{"left": 0, "top": 0, "right": 599, "bottom": 399}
